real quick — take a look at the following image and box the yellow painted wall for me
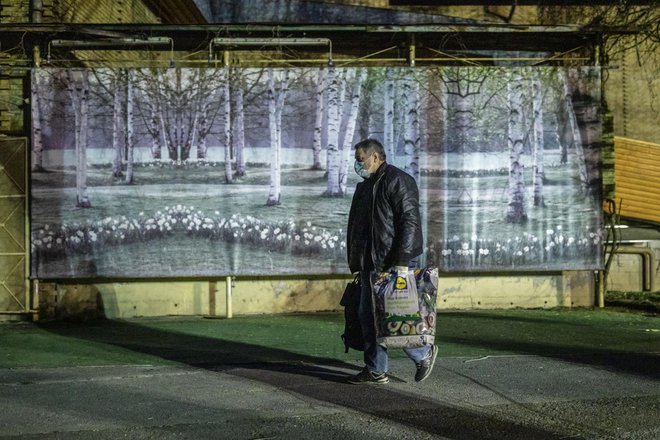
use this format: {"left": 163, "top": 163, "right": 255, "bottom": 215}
{"left": 35, "top": 271, "right": 594, "bottom": 320}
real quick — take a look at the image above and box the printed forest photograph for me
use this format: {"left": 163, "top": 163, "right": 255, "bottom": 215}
{"left": 30, "top": 63, "right": 603, "bottom": 278}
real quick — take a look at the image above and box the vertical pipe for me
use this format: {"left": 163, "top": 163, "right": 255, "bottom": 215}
{"left": 31, "top": 0, "right": 43, "bottom": 23}
{"left": 24, "top": 147, "right": 30, "bottom": 314}
{"left": 595, "top": 37, "right": 605, "bottom": 310}
{"left": 225, "top": 276, "right": 232, "bottom": 318}
{"left": 597, "top": 270, "right": 605, "bottom": 308}
{"left": 32, "top": 280, "right": 39, "bottom": 320}
{"left": 408, "top": 36, "right": 416, "bottom": 67}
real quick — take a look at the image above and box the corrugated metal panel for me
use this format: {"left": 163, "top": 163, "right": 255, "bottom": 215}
{"left": 614, "top": 136, "right": 660, "bottom": 223}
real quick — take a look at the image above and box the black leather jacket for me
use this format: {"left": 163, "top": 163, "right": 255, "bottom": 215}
{"left": 347, "top": 163, "right": 423, "bottom": 273}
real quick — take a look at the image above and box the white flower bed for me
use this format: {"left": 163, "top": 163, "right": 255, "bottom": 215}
{"left": 31, "top": 205, "right": 346, "bottom": 260}
{"left": 428, "top": 226, "right": 603, "bottom": 268}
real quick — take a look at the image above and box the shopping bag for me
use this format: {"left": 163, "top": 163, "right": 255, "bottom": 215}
{"left": 371, "top": 267, "right": 438, "bottom": 348}
{"left": 340, "top": 274, "right": 364, "bottom": 352}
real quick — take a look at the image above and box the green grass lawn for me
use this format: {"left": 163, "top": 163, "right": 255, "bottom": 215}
{"left": 1, "top": 308, "right": 657, "bottom": 369}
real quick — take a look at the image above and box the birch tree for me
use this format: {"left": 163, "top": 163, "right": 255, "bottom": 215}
{"left": 532, "top": 71, "right": 545, "bottom": 207}
{"left": 403, "top": 70, "right": 420, "bottom": 181}
{"left": 182, "top": 70, "right": 202, "bottom": 162}
{"left": 148, "top": 105, "right": 161, "bottom": 161}
{"left": 266, "top": 68, "right": 291, "bottom": 205}
{"left": 31, "top": 69, "right": 45, "bottom": 172}
{"left": 505, "top": 69, "right": 526, "bottom": 224}
{"left": 383, "top": 67, "right": 396, "bottom": 160}
{"left": 110, "top": 70, "right": 125, "bottom": 177}
{"left": 233, "top": 70, "right": 247, "bottom": 177}
{"left": 324, "top": 66, "right": 341, "bottom": 196}
{"left": 223, "top": 69, "right": 233, "bottom": 183}
{"left": 125, "top": 70, "right": 135, "bottom": 184}
{"left": 151, "top": 70, "right": 175, "bottom": 161}
{"left": 339, "top": 68, "right": 367, "bottom": 194}
{"left": 197, "top": 104, "right": 209, "bottom": 160}
{"left": 67, "top": 70, "right": 91, "bottom": 208}
{"left": 327, "top": 69, "right": 347, "bottom": 176}
{"left": 174, "top": 68, "right": 184, "bottom": 163}
{"left": 312, "top": 68, "right": 326, "bottom": 170}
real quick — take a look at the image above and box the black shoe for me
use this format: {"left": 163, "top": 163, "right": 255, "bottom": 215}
{"left": 346, "top": 367, "right": 389, "bottom": 384}
{"left": 415, "top": 345, "right": 437, "bottom": 382}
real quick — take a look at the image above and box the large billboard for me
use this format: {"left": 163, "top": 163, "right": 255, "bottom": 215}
{"left": 30, "top": 66, "right": 603, "bottom": 278}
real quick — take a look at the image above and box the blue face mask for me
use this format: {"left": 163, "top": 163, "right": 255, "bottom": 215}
{"left": 354, "top": 160, "right": 370, "bottom": 179}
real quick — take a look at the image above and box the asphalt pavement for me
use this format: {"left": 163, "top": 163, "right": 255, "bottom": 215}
{"left": 1, "top": 312, "right": 658, "bottom": 439}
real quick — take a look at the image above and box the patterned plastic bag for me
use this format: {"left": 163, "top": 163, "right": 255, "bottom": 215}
{"left": 371, "top": 267, "right": 438, "bottom": 348}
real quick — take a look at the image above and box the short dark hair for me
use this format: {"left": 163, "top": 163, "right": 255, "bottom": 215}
{"left": 354, "top": 138, "right": 386, "bottom": 161}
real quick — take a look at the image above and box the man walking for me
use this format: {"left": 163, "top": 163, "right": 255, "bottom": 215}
{"left": 346, "top": 138, "right": 437, "bottom": 384}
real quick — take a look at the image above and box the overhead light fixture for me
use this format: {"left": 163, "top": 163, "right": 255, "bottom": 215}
{"left": 208, "top": 37, "right": 333, "bottom": 66}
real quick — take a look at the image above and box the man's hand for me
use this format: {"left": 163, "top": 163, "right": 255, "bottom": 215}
{"left": 394, "top": 265, "right": 409, "bottom": 277}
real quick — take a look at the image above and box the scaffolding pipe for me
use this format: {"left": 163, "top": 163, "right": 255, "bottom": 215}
{"left": 47, "top": 37, "right": 174, "bottom": 65}
{"left": 226, "top": 276, "right": 233, "bottom": 319}
{"left": 208, "top": 37, "right": 332, "bottom": 65}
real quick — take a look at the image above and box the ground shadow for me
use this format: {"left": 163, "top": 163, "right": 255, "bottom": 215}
{"left": 37, "top": 318, "right": 572, "bottom": 440}
{"left": 440, "top": 311, "right": 660, "bottom": 380}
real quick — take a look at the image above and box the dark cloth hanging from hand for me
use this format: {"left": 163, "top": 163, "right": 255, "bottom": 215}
{"left": 340, "top": 274, "right": 364, "bottom": 352}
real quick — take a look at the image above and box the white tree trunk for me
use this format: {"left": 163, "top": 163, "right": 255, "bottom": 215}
{"left": 532, "top": 72, "right": 545, "bottom": 207}
{"left": 184, "top": 71, "right": 204, "bottom": 162}
{"left": 111, "top": 70, "right": 124, "bottom": 176}
{"left": 265, "top": 69, "right": 290, "bottom": 205}
{"left": 312, "top": 68, "right": 326, "bottom": 170}
{"left": 68, "top": 70, "right": 91, "bottom": 208}
{"left": 274, "top": 72, "right": 289, "bottom": 201}
{"left": 223, "top": 69, "right": 233, "bottom": 183}
{"left": 403, "top": 71, "right": 420, "bottom": 181}
{"left": 325, "top": 66, "right": 341, "bottom": 196}
{"left": 505, "top": 69, "right": 527, "bottom": 224}
{"left": 150, "top": 110, "right": 161, "bottom": 161}
{"left": 175, "top": 68, "right": 183, "bottom": 164}
{"left": 156, "top": 70, "right": 173, "bottom": 161}
{"left": 336, "top": 71, "right": 348, "bottom": 150}
{"left": 31, "top": 69, "right": 45, "bottom": 172}
{"left": 235, "top": 84, "right": 246, "bottom": 176}
{"left": 267, "top": 71, "right": 279, "bottom": 204}
{"left": 383, "top": 67, "right": 395, "bottom": 160}
{"left": 339, "top": 68, "right": 367, "bottom": 194}
{"left": 125, "top": 70, "right": 135, "bottom": 184}
{"left": 187, "top": 105, "right": 199, "bottom": 163}
{"left": 197, "top": 105, "right": 208, "bottom": 159}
